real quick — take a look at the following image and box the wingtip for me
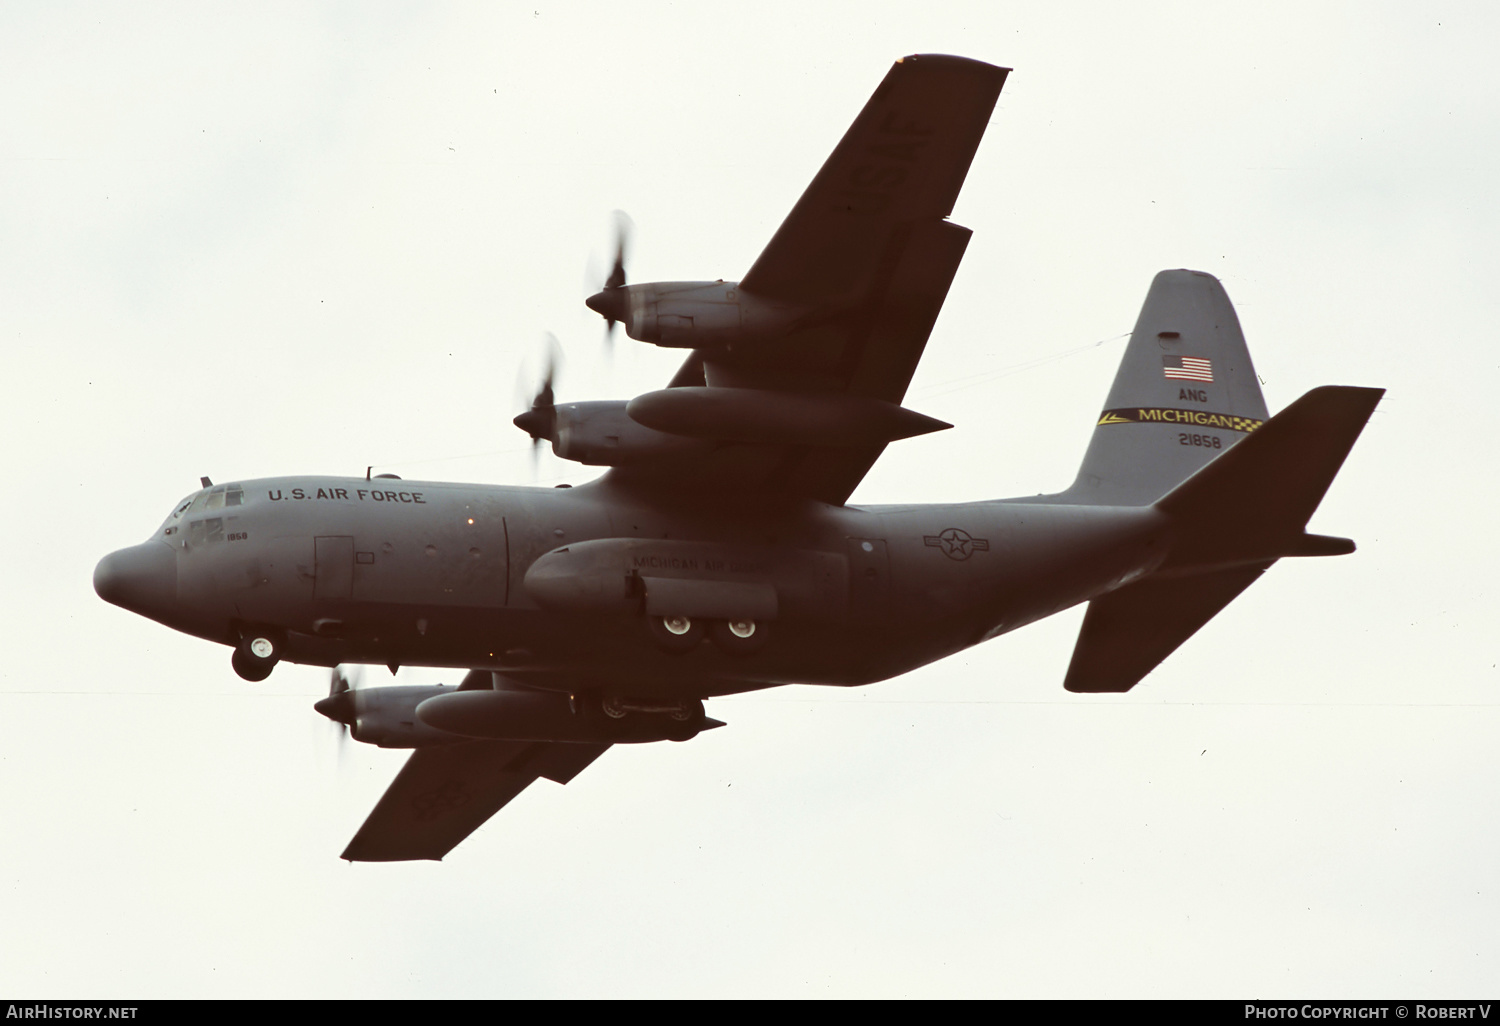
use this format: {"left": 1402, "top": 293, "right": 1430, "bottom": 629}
{"left": 896, "top": 54, "right": 1012, "bottom": 75}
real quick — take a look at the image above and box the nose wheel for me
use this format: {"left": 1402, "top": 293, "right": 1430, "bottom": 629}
{"left": 231, "top": 630, "right": 281, "bottom": 681}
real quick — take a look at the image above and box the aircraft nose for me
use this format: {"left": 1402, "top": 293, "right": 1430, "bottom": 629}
{"left": 94, "top": 541, "right": 177, "bottom": 617}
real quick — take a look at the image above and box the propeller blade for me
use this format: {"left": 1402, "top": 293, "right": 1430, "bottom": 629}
{"left": 512, "top": 335, "right": 563, "bottom": 456}
{"left": 314, "top": 665, "right": 357, "bottom": 731}
{"left": 585, "top": 211, "right": 633, "bottom": 347}
{"left": 605, "top": 209, "right": 631, "bottom": 290}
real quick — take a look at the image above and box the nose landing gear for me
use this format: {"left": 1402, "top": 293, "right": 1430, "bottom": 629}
{"left": 231, "top": 629, "right": 282, "bottom": 681}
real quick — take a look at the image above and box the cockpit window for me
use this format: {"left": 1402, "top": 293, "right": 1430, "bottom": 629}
{"left": 188, "top": 517, "right": 224, "bottom": 547}
{"left": 184, "top": 484, "right": 244, "bottom": 514}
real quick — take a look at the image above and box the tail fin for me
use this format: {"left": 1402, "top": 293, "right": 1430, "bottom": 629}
{"left": 1055, "top": 269, "right": 1269, "bottom": 506}
{"left": 1063, "top": 384, "right": 1383, "bottom": 692}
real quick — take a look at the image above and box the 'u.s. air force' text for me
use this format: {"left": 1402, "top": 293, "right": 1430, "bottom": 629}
{"left": 268, "top": 487, "right": 426, "bottom": 504}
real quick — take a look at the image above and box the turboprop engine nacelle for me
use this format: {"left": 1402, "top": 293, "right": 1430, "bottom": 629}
{"left": 316, "top": 684, "right": 458, "bottom": 749}
{"left": 549, "top": 401, "right": 710, "bottom": 466}
{"left": 588, "top": 280, "right": 801, "bottom": 349}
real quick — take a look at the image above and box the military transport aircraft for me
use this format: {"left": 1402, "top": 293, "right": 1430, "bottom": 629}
{"left": 93, "top": 55, "right": 1382, "bottom": 862}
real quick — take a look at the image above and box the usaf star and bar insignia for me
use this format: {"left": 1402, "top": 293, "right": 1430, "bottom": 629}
{"left": 924, "top": 527, "right": 990, "bottom": 561}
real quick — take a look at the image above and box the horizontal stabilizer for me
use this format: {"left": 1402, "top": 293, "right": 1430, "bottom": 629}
{"left": 1157, "top": 385, "right": 1383, "bottom": 570}
{"left": 1066, "top": 385, "right": 1381, "bottom": 692}
{"left": 1064, "top": 563, "right": 1270, "bottom": 693}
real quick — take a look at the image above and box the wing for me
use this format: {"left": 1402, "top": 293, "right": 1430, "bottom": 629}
{"left": 741, "top": 54, "right": 1006, "bottom": 314}
{"left": 341, "top": 739, "right": 609, "bottom": 862}
{"left": 616, "top": 55, "right": 1008, "bottom": 505}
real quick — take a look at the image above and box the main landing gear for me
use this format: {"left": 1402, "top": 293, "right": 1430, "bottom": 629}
{"left": 646, "top": 615, "right": 770, "bottom": 655}
{"left": 600, "top": 695, "right": 706, "bottom": 741}
{"left": 231, "top": 629, "right": 281, "bottom": 681}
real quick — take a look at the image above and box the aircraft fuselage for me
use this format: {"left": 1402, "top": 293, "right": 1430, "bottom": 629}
{"left": 96, "top": 475, "right": 1168, "bottom": 698}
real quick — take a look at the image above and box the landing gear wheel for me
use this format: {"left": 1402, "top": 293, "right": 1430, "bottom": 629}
{"left": 666, "top": 700, "right": 704, "bottom": 740}
{"left": 647, "top": 614, "right": 705, "bottom": 654}
{"left": 232, "top": 629, "right": 281, "bottom": 681}
{"left": 710, "top": 618, "right": 770, "bottom": 655}
{"left": 231, "top": 647, "right": 274, "bottom": 682}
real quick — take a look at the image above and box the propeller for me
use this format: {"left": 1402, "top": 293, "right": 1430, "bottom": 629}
{"left": 584, "top": 210, "right": 633, "bottom": 347}
{"left": 314, "top": 664, "right": 362, "bottom": 751}
{"left": 512, "top": 334, "right": 563, "bottom": 469}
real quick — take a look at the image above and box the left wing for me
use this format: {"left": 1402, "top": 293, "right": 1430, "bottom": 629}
{"left": 577, "top": 55, "right": 1007, "bottom": 506}
{"left": 341, "top": 739, "right": 609, "bottom": 862}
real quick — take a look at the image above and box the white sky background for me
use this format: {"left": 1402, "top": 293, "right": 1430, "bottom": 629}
{"left": 1, "top": 0, "right": 1495, "bottom": 998}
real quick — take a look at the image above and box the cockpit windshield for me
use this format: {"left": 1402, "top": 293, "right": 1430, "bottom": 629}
{"left": 160, "top": 484, "right": 247, "bottom": 536}
{"left": 182, "top": 484, "right": 246, "bottom": 515}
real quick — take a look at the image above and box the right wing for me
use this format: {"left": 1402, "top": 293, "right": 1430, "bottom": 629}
{"left": 341, "top": 739, "right": 609, "bottom": 862}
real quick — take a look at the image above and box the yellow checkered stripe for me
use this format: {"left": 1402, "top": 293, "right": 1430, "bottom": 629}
{"left": 1096, "top": 407, "right": 1264, "bottom": 433}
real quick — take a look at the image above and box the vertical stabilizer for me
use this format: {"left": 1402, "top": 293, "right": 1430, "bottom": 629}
{"left": 1055, "top": 270, "right": 1269, "bottom": 506}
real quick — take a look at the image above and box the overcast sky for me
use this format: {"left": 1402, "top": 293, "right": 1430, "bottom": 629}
{"left": 3, "top": 1, "right": 1496, "bottom": 998}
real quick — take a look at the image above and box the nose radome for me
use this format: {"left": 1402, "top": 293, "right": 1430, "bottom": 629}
{"left": 94, "top": 542, "right": 177, "bottom": 618}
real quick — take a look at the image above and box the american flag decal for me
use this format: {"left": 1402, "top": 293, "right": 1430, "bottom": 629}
{"left": 1163, "top": 355, "right": 1213, "bottom": 382}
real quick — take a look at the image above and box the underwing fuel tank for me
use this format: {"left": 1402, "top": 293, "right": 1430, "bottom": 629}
{"left": 416, "top": 689, "right": 723, "bottom": 744}
{"left": 521, "top": 538, "right": 849, "bottom": 620}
